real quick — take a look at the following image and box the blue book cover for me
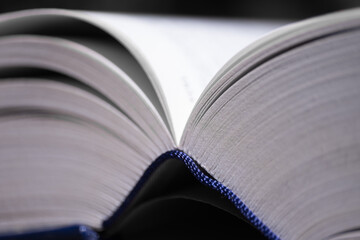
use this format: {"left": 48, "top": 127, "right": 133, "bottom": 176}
{"left": 0, "top": 225, "right": 98, "bottom": 240}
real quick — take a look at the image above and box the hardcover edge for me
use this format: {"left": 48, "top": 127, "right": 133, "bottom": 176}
{"left": 0, "top": 225, "right": 99, "bottom": 240}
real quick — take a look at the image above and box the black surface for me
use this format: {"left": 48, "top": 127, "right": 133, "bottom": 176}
{"left": 0, "top": 0, "right": 358, "bottom": 19}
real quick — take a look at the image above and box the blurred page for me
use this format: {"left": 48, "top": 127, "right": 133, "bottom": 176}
{"left": 86, "top": 12, "right": 287, "bottom": 142}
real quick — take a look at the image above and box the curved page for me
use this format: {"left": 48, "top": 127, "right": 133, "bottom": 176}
{"left": 182, "top": 8, "right": 360, "bottom": 240}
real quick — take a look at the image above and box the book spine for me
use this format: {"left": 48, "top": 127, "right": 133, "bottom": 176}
{"left": 105, "top": 149, "right": 281, "bottom": 240}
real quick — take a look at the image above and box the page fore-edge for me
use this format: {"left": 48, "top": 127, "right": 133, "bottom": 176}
{"left": 104, "top": 150, "right": 281, "bottom": 240}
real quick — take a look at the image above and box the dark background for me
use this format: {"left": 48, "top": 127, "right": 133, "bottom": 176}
{"left": 0, "top": 0, "right": 359, "bottom": 20}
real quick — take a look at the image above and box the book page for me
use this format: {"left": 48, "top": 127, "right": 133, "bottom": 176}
{"left": 181, "top": 8, "right": 360, "bottom": 240}
{"left": 82, "top": 12, "right": 286, "bottom": 142}
{"left": 0, "top": 9, "right": 175, "bottom": 149}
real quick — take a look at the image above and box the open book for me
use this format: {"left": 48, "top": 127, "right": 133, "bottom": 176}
{"left": 0, "top": 8, "right": 359, "bottom": 240}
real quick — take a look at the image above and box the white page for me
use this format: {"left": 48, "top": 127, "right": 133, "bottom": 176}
{"left": 82, "top": 12, "right": 286, "bottom": 143}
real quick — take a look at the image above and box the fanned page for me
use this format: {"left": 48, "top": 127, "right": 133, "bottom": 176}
{"left": 0, "top": 7, "right": 359, "bottom": 240}
{"left": 182, "top": 8, "right": 360, "bottom": 240}
{"left": 0, "top": 9, "right": 285, "bottom": 143}
{"left": 82, "top": 11, "right": 285, "bottom": 141}
{"left": 0, "top": 10, "right": 177, "bottom": 233}
{"left": 0, "top": 9, "right": 285, "bottom": 236}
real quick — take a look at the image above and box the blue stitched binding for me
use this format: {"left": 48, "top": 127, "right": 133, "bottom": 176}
{"left": 104, "top": 149, "right": 280, "bottom": 240}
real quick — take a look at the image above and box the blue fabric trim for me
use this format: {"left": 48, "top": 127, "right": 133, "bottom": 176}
{"left": 104, "top": 149, "right": 280, "bottom": 240}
